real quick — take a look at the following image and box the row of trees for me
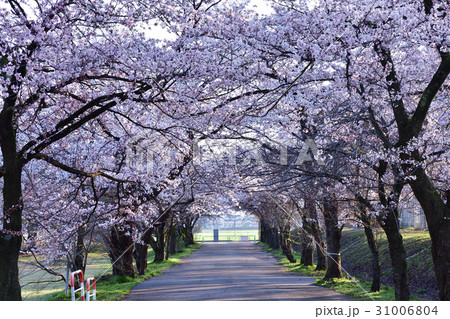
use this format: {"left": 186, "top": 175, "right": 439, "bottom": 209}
{"left": 1, "top": 0, "right": 448, "bottom": 300}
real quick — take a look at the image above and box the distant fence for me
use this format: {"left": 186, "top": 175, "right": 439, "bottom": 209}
{"left": 194, "top": 230, "right": 259, "bottom": 242}
{"left": 194, "top": 235, "right": 258, "bottom": 242}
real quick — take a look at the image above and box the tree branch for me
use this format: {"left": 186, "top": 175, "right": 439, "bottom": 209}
{"left": 367, "top": 106, "right": 392, "bottom": 148}
{"left": 32, "top": 153, "right": 132, "bottom": 183}
{"left": 373, "top": 40, "right": 410, "bottom": 142}
{"left": 411, "top": 51, "right": 450, "bottom": 137}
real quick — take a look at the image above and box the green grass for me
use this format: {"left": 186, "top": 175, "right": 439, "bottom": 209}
{"left": 45, "top": 243, "right": 201, "bottom": 301}
{"left": 258, "top": 242, "right": 397, "bottom": 301}
{"left": 339, "top": 228, "right": 434, "bottom": 299}
{"left": 341, "top": 229, "right": 433, "bottom": 274}
{"left": 194, "top": 229, "right": 259, "bottom": 242}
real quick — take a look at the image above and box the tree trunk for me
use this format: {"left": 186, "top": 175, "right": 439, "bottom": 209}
{"left": 0, "top": 107, "right": 23, "bottom": 300}
{"left": 374, "top": 163, "right": 410, "bottom": 300}
{"left": 73, "top": 225, "right": 87, "bottom": 273}
{"left": 108, "top": 223, "right": 135, "bottom": 278}
{"left": 134, "top": 242, "right": 147, "bottom": 275}
{"left": 68, "top": 225, "right": 87, "bottom": 289}
{"left": 407, "top": 168, "right": 450, "bottom": 300}
{"left": 149, "top": 223, "right": 165, "bottom": 262}
{"left": 175, "top": 226, "right": 185, "bottom": 252}
{"left": 280, "top": 224, "right": 296, "bottom": 263}
{"left": 181, "top": 215, "right": 198, "bottom": 246}
{"left": 363, "top": 225, "right": 381, "bottom": 292}
{"left": 259, "top": 221, "right": 268, "bottom": 244}
{"left": 166, "top": 223, "right": 177, "bottom": 256}
{"left": 183, "top": 223, "right": 195, "bottom": 246}
{"left": 378, "top": 210, "right": 410, "bottom": 300}
{"left": 315, "top": 242, "right": 326, "bottom": 270}
{"left": 300, "top": 236, "right": 314, "bottom": 266}
{"left": 300, "top": 204, "right": 314, "bottom": 266}
{"left": 307, "top": 202, "right": 327, "bottom": 271}
{"left": 133, "top": 228, "right": 153, "bottom": 275}
{"left": 357, "top": 203, "right": 381, "bottom": 292}
{"left": 323, "top": 198, "right": 343, "bottom": 280}
{"left": 299, "top": 220, "right": 313, "bottom": 266}
{"left": 269, "top": 227, "right": 279, "bottom": 249}
{"left": 302, "top": 200, "right": 326, "bottom": 269}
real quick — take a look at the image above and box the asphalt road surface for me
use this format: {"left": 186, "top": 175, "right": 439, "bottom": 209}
{"left": 123, "top": 242, "right": 350, "bottom": 301}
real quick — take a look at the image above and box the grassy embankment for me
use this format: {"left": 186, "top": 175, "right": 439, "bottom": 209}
{"left": 20, "top": 243, "right": 201, "bottom": 301}
{"left": 260, "top": 228, "right": 434, "bottom": 301}
{"left": 340, "top": 228, "right": 435, "bottom": 300}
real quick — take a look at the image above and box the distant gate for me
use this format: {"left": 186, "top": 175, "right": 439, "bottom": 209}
{"left": 213, "top": 229, "right": 219, "bottom": 242}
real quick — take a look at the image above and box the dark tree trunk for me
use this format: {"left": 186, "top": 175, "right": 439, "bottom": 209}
{"left": 301, "top": 200, "right": 326, "bottom": 269}
{"left": 300, "top": 237, "right": 314, "bottom": 266}
{"left": 73, "top": 225, "right": 87, "bottom": 274}
{"left": 68, "top": 225, "right": 87, "bottom": 289}
{"left": 356, "top": 202, "right": 381, "bottom": 292}
{"left": 183, "top": 223, "right": 195, "bottom": 246}
{"left": 149, "top": 223, "right": 165, "bottom": 262}
{"left": 379, "top": 223, "right": 410, "bottom": 300}
{"left": 374, "top": 163, "right": 410, "bottom": 300}
{"left": 315, "top": 242, "right": 326, "bottom": 270}
{"left": 363, "top": 225, "right": 381, "bottom": 292}
{"left": 108, "top": 223, "right": 135, "bottom": 278}
{"left": 181, "top": 215, "right": 198, "bottom": 246}
{"left": 300, "top": 218, "right": 314, "bottom": 266}
{"left": 374, "top": 171, "right": 410, "bottom": 301}
{"left": 134, "top": 242, "right": 147, "bottom": 275}
{"left": 323, "top": 198, "right": 343, "bottom": 280}
{"left": 259, "top": 221, "right": 280, "bottom": 250}
{"left": 300, "top": 204, "right": 314, "bottom": 266}
{"left": 259, "top": 221, "right": 268, "bottom": 244}
{"left": 133, "top": 228, "right": 153, "bottom": 275}
{"left": 269, "top": 227, "right": 279, "bottom": 249}
{"left": 378, "top": 212, "right": 410, "bottom": 300}
{"left": 407, "top": 169, "right": 450, "bottom": 300}
{"left": 306, "top": 201, "right": 327, "bottom": 271}
{"left": 280, "top": 224, "right": 296, "bottom": 263}
{"left": 166, "top": 223, "right": 177, "bottom": 256}
{"left": 0, "top": 107, "right": 23, "bottom": 300}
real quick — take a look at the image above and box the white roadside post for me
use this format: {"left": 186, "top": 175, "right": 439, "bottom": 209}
{"left": 70, "top": 270, "right": 85, "bottom": 301}
{"left": 86, "top": 277, "right": 96, "bottom": 301}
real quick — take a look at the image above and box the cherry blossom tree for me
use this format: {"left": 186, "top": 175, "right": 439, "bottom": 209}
{"left": 1, "top": 0, "right": 448, "bottom": 302}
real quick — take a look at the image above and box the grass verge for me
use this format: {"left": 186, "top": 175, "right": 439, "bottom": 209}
{"left": 340, "top": 229, "right": 434, "bottom": 299}
{"left": 258, "top": 242, "right": 398, "bottom": 301}
{"left": 49, "top": 243, "right": 201, "bottom": 301}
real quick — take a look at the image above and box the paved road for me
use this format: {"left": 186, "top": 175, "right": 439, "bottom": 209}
{"left": 123, "top": 242, "right": 350, "bottom": 301}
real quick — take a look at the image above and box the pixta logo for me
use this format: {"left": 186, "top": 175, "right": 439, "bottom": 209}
{"left": 125, "top": 130, "right": 324, "bottom": 173}
{"left": 192, "top": 137, "right": 325, "bottom": 167}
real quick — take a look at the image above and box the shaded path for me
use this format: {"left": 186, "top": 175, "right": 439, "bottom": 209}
{"left": 123, "top": 242, "right": 350, "bottom": 301}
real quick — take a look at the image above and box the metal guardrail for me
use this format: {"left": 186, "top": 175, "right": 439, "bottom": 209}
{"left": 86, "top": 277, "right": 96, "bottom": 301}
{"left": 70, "top": 270, "right": 96, "bottom": 301}
{"left": 70, "top": 270, "right": 85, "bottom": 301}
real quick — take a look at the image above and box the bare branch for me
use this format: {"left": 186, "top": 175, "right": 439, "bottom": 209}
{"left": 32, "top": 153, "right": 132, "bottom": 183}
